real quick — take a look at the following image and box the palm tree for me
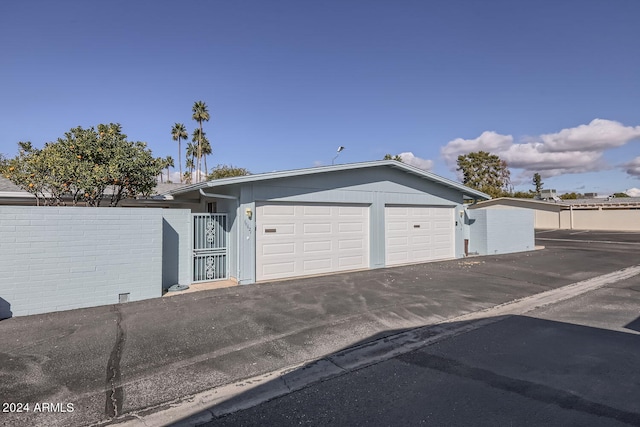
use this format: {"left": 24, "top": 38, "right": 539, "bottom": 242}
{"left": 164, "top": 156, "right": 174, "bottom": 183}
{"left": 192, "top": 101, "right": 210, "bottom": 183}
{"left": 185, "top": 156, "right": 195, "bottom": 180}
{"left": 201, "top": 137, "right": 212, "bottom": 176}
{"left": 186, "top": 142, "right": 196, "bottom": 178}
{"left": 171, "top": 123, "right": 187, "bottom": 184}
{"left": 191, "top": 128, "right": 206, "bottom": 182}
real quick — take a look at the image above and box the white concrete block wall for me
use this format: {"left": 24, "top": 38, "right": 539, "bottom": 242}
{"left": 0, "top": 206, "right": 163, "bottom": 318}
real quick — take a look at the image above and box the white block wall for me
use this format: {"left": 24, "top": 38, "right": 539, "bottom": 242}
{"left": 0, "top": 206, "right": 163, "bottom": 318}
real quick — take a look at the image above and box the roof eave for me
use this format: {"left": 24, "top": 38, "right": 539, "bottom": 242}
{"left": 167, "top": 160, "right": 492, "bottom": 200}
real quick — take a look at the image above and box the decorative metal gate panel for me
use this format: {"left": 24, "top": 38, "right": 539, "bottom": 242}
{"left": 192, "top": 213, "right": 228, "bottom": 282}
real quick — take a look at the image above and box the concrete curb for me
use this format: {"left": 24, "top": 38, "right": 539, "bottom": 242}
{"left": 104, "top": 265, "right": 640, "bottom": 427}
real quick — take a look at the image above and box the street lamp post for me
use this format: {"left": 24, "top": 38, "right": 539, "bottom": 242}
{"left": 332, "top": 146, "right": 345, "bottom": 165}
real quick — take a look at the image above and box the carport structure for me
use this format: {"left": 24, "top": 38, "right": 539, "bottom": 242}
{"left": 164, "top": 160, "right": 490, "bottom": 285}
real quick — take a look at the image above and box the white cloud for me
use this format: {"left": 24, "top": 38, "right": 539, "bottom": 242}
{"left": 624, "top": 156, "right": 640, "bottom": 177}
{"left": 625, "top": 187, "right": 640, "bottom": 197}
{"left": 440, "top": 119, "right": 639, "bottom": 178}
{"left": 398, "top": 152, "right": 434, "bottom": 171}
{"left": 539, "top": 119, "right": 640, "bottom": 152}
{"left": 441, "top": 131, "right": 513, "bottom": 166}
{"left": 313, "top": 160, "right": 323, "bottom": 167}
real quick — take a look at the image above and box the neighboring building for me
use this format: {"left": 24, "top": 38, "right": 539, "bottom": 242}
{"left": 471, "top": 197, "right": 640, "bottom": 231}
{"left": 0, "top": 176, "right": 191, "bottom": 207}
{"left": 0, "top": 176, "right": 34, "bottom": 205}
{"left": 162, "top": 160, "right": 492, "bottom": 284}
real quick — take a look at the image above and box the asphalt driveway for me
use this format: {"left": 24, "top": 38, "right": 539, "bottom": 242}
{"left": 1, "top": 229, "right": 638, "bottom": 427}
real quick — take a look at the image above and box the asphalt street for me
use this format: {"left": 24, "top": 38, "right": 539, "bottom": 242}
{"left": 0, "top": 230, "right": 638, "bottom": 427}
{"left": 205, "top": 274, "right": 640, "bottom": 427}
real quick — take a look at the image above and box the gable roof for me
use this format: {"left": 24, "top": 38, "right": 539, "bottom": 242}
{"left": 0, "top": 176, "right": 29, "bottom": 193}
{"left": 165, "top": 160, "right": 491, "bottom": 200}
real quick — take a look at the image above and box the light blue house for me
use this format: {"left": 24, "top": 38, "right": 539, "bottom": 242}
{"left": 163, "top": 160, "right": 491, "bottom": 286}
{"left": 2, "top": 160, "right": 542, "bottom": 318}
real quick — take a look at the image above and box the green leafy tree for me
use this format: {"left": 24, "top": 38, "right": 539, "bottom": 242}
{"left": 207, "top": 164, "right": 250, "bottom": 180}
{"left": 512, "top": 191, "right": 535, "bottom": 198}
{"left": 2, "top": 141, "right": 58, "bottom": 205}
{"left": 532, "top": 173, "right": 543, "bottom": 194}
{"left": 171, "top": 123, "right": 188, "bottom": 184}
{"left": 560, "top": 192, "right": 583, "bottom": 200}
{"left": 2, "top": 124, "right": 163, "bottom": 206}
{"left": 456, "top": 151, "right": 511, "bottom": 198}
{"left": 383, "top": 154, "right": 403, "bottom": 162}
{"left": 192, "top": 101, "right": 210, "bottom": 183}
{"left": 612, "top": 192, "right": 630, "bottom": 198}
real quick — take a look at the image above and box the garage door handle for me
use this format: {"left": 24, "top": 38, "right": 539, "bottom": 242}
{"left": 265, "top": 228, "right": 277, "bottom": 233}
{"left": 413, "top": 224, "right": 420, "bottom": 228}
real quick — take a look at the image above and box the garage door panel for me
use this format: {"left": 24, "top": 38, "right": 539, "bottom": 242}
{"left": 339, "top": 238, "right": 364, "bottom": 250}
{"left": 303, "top": 240, "right": 332, "bottom": 253}
{"left": 385, "top": 206, "right": 454, "bottom": 266}
{"left": 262, "top": 205, "right": 296, "bottom": 216}
{"left": 261, "top": 242, "right": 296, "bottom": 256}
{"left": 263, "top": 261, "right": 296, "bottom": 277}
{"left": 257, "top": 203, "right": 369, "bottom": 281}
{"left": 303, "top": 205, "right": 332, "bottom": 216}
{"left": 339, "top": 255, "right": 366, "bottom": 268}
{"left": 387, "top": 252, "right": 409, "bottom": 263}
{"left": 434, "top": 234, "right": 451, "bottom": 244}
{"left": 304, "top": 223, "right": 332, "bottom": 234}
{"left": 388, "top": 222, "right": 408, "bottom": 232}
{"left": 303, "top": 258, "right": 332, "bottom": 271}
{"left": 413, "top": 249, "right": 431, "bottom": 259}
{"left": 412, "top": 235, "right": 431, "bottom": 245}
{"left": 339, "top": 222, "right": 365, "bottom": 233}
{"left": 339, "top": 206, "right": 367, "bottom": 216}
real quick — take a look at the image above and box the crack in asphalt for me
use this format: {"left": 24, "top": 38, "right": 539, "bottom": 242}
{"left": 105, "top": 305, "right": 126, "bottom": 418}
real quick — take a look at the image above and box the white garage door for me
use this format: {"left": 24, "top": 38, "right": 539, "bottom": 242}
{"left": 256, "top": 203, "right": 369, "bottom": 281}
{"left": 385, "top": 206, "right": 454, "bottom": 266}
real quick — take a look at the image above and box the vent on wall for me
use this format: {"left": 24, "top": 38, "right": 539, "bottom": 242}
{"left": 119, "top": 293, "right": 130, "bottom": 304}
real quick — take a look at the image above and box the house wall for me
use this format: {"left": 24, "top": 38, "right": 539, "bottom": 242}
{"left": 478, "top": 204, "right": 640, "bottom": 231}
{"left": 468, "top": 210, "right": 488, "bottom": 255}
{"left": 161, "top": 209, "right": 191, "bottom": 290}
{"left": 535, "top": 210, "right": 560, "bottom": 229}
{"left": 232, "top": 167, "right": 465, "bottom": 284}
{"left": 0, "top": 206, "right": 163, "bottom": 318}
{"left": 468, "top": 208, "right": 534, "bottom": 255}
{"left": 571, "top": 208, "right": 640, "bottom": 231}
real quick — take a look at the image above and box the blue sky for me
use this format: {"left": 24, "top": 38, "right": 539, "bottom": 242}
{"left": 2, "top": 0, "right": 639, "bottom": 195}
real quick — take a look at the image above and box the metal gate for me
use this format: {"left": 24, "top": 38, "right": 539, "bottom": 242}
{"left": 192, "top": 213, "right": 228, "bottom": 282}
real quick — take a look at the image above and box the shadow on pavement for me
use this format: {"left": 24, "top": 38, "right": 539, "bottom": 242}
{"left": 0, "top": 297, "right": 12, "bottom": 320}
{"left": 624, "top": 315, "right": 640, "bottom": 333}
{"left": 180, "top": 315, "right": 640, "bottom": 427}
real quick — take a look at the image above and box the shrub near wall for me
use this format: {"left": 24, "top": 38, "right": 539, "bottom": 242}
{"left": 0, "top": 206, "right": 163, "bottom": 318}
